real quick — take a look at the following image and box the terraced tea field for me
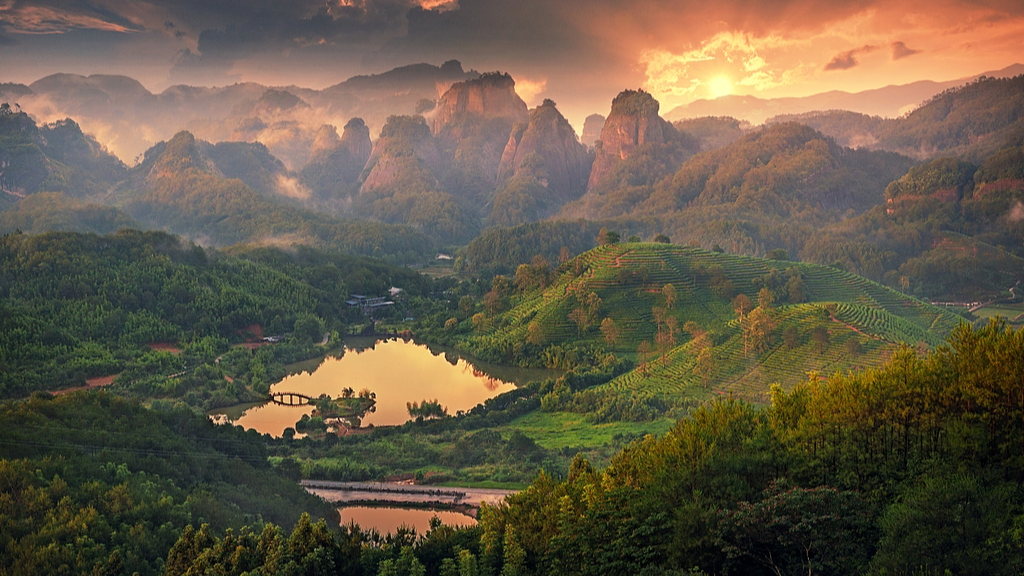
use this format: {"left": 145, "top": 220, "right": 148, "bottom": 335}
{"left": 463, "top": 242, "right": 966, "bottom": 403}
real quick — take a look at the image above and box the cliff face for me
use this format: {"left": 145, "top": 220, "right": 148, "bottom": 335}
{"left": 581, "top": 114, "right": 605, "bottom": 148}
{"left": 587, "top": 90, "right": 675, "bottom": 191}
{"left": 496, "top": 99, "right": 591, "bottom": 203}
{"left": 431, "top": 73, "right": 528, "bottom": 136}
{"left": 360, "top": 115, "right": 444, "bottom": 192}
{"left": 339, "top": 118, "right": 372, "bottom": 166}
{"left": 430, "top": 73, "right": 529, "bottom": 202}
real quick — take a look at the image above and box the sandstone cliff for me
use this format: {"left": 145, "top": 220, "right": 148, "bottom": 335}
{"left": 586, "top": 90, "right": 676, "bottom": 191}
{"left": 496, "top": 99, "right": 592, "bottom": 203}
{"left": 432, "top": 72, "right": 528, "bottom": 136}
{"left": 360, "top": 115, "right": 444, "bottom": 193}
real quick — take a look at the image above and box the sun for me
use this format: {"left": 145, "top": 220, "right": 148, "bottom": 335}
{"left": 708, "top": 76, "right": 733, "bottom": 98}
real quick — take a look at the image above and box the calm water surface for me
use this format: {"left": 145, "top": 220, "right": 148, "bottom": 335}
{"left": 340, "top": 506, "right": 475, "bottom": 534}
{"left": 209, "top": 338, "right": 557, "bottom": 436}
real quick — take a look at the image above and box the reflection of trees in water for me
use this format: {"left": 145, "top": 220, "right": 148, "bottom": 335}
{"left": 469, "top": 366, "right": 502, "bottom": 391}
{"left": 444, "top": 352, "right": 459, "bottom": 366}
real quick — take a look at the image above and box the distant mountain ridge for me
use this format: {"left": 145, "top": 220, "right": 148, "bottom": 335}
{"left": 665, "top": 63, "right": 1024, "bottom": 125}
{"left": 0, "top": 61, "right": 478, "bottom": 167}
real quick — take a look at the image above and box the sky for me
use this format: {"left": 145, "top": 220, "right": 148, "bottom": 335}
{"left": 2, "top": 0, "right": 1023, "bottom": 126}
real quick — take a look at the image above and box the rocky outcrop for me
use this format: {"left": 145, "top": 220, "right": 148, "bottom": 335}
{"left": 339, "top": 118, "right": 372, "bottom": 165}
{"left": 581, "top": 114, "right": 605, "bottom": 148}
{"left": 587, "top": 90, "right": 676, "bottom": 191}
{"left": 303, "top": 118, "right": 373, "bottom": 193}
{"left": 360, "top": 115, "right": 444, "bottom": 192}
{"left": 431, "top": 72, "right": 528, "bottom": 136}
{"left": 496, "top": 99, "right": 591, "bottom": 203}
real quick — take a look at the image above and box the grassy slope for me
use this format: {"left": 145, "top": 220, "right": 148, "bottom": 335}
{"left": 471, "top": 242, "right": 964, "bottom": 403}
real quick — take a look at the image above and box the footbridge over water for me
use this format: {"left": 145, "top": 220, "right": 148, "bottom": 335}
{"left": 269, "top": 392, "right": 314, "bottom": 406}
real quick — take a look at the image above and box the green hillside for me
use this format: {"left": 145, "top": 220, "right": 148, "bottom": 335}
{"left": 459, "top": 242, "right": 963, "bottom": 402}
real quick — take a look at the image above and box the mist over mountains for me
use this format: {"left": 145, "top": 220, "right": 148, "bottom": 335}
{"left": 2, "top": 60, "right": 1024, "bottom": 301}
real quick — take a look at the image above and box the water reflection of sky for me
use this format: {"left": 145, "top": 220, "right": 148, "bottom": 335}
{"left": 340, "top": 506, "right": 476, "bottom": 535}
{"left": 209, "top": 339, "right": 523, "bottom": 436}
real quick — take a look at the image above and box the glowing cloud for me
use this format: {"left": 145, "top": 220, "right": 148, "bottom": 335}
{"left": 641, "top": 32, "right": 805, "bottom": 108}
{"left": 824, "top": 45, "right": 880, "bottom": 71}
{"left": 514, "top": 77, "right": 548, "bottom": 106}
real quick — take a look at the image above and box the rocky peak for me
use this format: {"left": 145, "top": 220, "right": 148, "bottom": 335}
{"left": 340, "top": 118, "right": 372, "bottom": 163}
{"left": 432, "top": 72, "right": 528, "bottom": 135}
{"left": 360, "top": 115, "right": 444, "bottom": 192}
{"left": 587, "top": 89, "right": 676, "bottom": 190}
{"left": 497, "top": 99, "right": 591, "bottom": 202}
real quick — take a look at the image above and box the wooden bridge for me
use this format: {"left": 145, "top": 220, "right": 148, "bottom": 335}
{"left": 269, "top": 392, "right": 314, "bottom": 406}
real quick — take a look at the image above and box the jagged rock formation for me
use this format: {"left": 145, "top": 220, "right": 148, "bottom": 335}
{"left": 496, "top": 99, "right": 591, "bottom": 203}
{"left": 300, "top": 119, "right": 373, "bottom": 200}
{"left": 432, "top": 72, "right": 528, "bottom": 136}
{"left": 0, "top": 111, "right": 126, "bottom": 200}
{"left": 429, "top": 73, "right": 529, "bottom": 208}
{"left": 581, "top": 114, "right": 605, "bottom": 148}
{"left": 356, "top": 116, "right": 477, "bottom": 243}
{"left": 587, "top": 90, "right": 677, "bottom": 191}
{"left": 360, "top": 116, "right": 444, "bottom": 192}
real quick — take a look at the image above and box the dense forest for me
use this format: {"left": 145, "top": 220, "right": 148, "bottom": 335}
{"left": 0, "top": 391, "right": 335, "bottom": 576}
{"left": 0, "top": 229, "right": 427, "bottom": 402}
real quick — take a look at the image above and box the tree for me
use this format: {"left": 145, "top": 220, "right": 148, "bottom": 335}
{"left": 662, "top": 283, "right": 677, "bottom": 309}
{"left": 558, "top": 246, "right": 571, "bottom": 264}
{"left": 757, "top": 287, "right": 775, "bottom": 310}
{"left": 293, "top": 313, "right": 325, "bottom": 342}
{"left": 600, "top": 317, "right": 621, "bottom": 346}
{"left": 786, "top": 273, "right": 806, "bottom": 304}
{"left": 812, "top": 326, "right": 830, "bottom": 353}
{"left": 596, "top": 227, "right": 619, "bottom": 245}
{"left": 472, "top": 312, "right": 489, "bottom": 332}
{"left": 696, "top": 347, "right": 713, "bottom": 388}
{"left": 459, "top": 295, "right": 475, "bottom": 317}
{"left": 783, "top": 325, "right": 798, "bottom": 349}
{"left": 768, "top": 248, "right": 789, "bottom": 260}
{"left": 569, "top": 291, "right": 602, "bottom": 335}
{"left": 844, "top": 337, "right": 862, "bottom": 356}
{"left": 637, "top": 341, "right": 653, "bottom": 376}
{"left": 526, "top": 320, "right": 545, "bottom": 345}
{"left": 653, "top": 233, "right": 671, "bottom": 243}
{"left": 743, "top": 307, "right": 774, "bottom": 356}
{"left": 733, "top": 294, "right": 753, "bottom": 319}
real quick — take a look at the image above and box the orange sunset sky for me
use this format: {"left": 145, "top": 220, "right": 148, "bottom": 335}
{"left": 1, "top": 0, "right": 1022, "bottom": 123}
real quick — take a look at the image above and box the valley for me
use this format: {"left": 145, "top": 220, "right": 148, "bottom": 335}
{"left": 2, "top": 50, "right": 1024, "bottom": 575}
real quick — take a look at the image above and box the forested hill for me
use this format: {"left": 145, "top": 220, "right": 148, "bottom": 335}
{"left": 426, "top": 241, "right": 963, "bottom": 405}
{"left": 0, "top": 391, "right": 336, "bottom": 576}
{"left": 0, "top": 229, "right": 427, "bottom": 399}
{"left": 769, "top": 74, "right": 1024, "bottom": 160}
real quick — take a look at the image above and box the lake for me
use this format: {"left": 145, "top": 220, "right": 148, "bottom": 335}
{"left": 209, "top": 338, "right": 557, "bottom": 436}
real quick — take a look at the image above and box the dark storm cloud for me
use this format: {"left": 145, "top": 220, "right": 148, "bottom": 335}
{"left": 824, "top": 45, "right": 880, "bottom": 71}
{"left": 891, "top": 41, "right": 921, "bottom": 60}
